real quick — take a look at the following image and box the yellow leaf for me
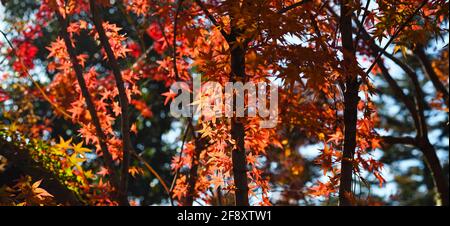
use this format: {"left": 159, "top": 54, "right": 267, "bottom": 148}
{"left": 56, "top": 136, "right": 72, "bottom": 151}
{"left": 72, "top": 141, "right": 91, "bottom": 156}
{"left": 128, "top": 166, "right": 144, "bottom": 178}
{"left": 69, "top": 153, "right": 86, "bottom": 165}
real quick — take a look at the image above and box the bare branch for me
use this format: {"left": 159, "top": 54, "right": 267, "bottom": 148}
{"left": 381, "top": 136, "right": 416, "bottom": 146}
{"left": 353, "top": 0, "right": 372, "bottom": 49}
{"left": 169, "top": 119, "right": 192, "bottom": 194}
{"left": 375, "top": 58, "right": 421, "bottom": 130}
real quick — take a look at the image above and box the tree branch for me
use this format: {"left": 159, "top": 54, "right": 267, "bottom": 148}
{"left": 131, "top": 152, "right": 172, "bottom": 203}
{"left": 414, "top": 45, "right": 449, "bottom": 107}
{"left": 381, "top": 136, "right": 416, "bottom": 146}
{"left": 169, "top": 120, "right": 191, "bottom": 194}
{"left": 375, "top": 58, "right": 421, "bottom": 130}
{"left": 353, "top": 0, "right": 371, "bottom": 49}
{"left": 409, "top": 66, "right": 449, "bottom": 205}
{"left": 194, "top": 0, "right": 231, "bottom": 41}
{"left": 184, "top": 135, "right": 207, "bottom": 206}
{"left": 115, "top": 0, "right": 146, "bottom": 50}
{"left": 354, "top": 17, "right": 422, "bottom": 86}
{"left": 309, "top": 12, "right": 329, "bottom": 52}
{"left": 356, "top": 10, "right": 449, "bottom": 206}
{"left": 277, "top": 0, "right": 311, "bottom": 14}
{"left": 55, "top": 11, "right": 119, "bottom": 191}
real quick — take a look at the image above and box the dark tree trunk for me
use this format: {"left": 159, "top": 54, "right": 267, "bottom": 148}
{"left": 230, "top": 45, "right": 250, "bottom": 206}
{"left": 338, "top": 0, "right": 359, "bottom": 206}
{"left": 194, "top": 0, "right": 250, "bottom": 206}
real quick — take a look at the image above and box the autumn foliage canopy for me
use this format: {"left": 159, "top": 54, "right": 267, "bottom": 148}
{"left": 0, "top": 0, "right": 448, "bottom": 206}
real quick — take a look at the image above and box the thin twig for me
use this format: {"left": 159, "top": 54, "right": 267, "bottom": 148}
{"left": 131, "top": 152, "right": 172, "bottom": 201}
{"left": 353, "top": 0, "right": 371, "bottom": 49}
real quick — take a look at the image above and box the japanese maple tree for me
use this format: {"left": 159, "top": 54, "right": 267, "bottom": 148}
{"left": 0, "top": 0, "right": 448, "bottom": 206}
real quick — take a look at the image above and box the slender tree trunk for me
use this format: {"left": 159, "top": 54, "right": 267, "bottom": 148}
{"left": 89, "top": 0, "right": 132, "bottom": 206}
{"left": 338, "top": 0, "right": 359, "bottom": 206}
